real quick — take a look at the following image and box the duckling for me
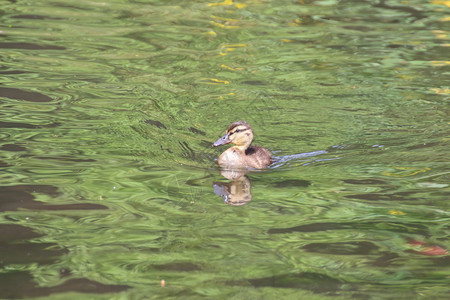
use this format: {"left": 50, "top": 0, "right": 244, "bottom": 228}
{"left": 212, "top": 121, "right": 272, "bottom": 169}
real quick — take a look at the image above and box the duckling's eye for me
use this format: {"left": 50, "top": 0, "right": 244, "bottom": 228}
{"left": 230, "top": 128, "right": 247, "bottom": 135}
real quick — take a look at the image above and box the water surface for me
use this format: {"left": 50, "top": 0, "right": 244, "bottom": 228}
{"left": 1, "top": 0, "right": 449, "bottom": 299}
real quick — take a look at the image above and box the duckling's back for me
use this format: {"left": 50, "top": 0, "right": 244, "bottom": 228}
{"left": 245, "top": 145, "right": 272, "bottom": 169}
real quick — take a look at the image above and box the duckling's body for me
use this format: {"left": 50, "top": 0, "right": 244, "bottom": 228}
{"left": 217, "top": 145, "right": 272, "bottom": 169}
{"left": 212, "top": 121, "right": 272, "bottom": 169}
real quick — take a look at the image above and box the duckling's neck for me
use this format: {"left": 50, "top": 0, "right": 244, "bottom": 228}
{"left": 234, "top": 143, "right": 251, "bottom": 153}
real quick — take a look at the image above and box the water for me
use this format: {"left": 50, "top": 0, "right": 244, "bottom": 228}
{"left": 1, "top": 0, "right": 449, "bottom": 299}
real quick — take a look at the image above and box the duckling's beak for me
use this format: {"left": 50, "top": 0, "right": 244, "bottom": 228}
{"left": 212, "top": 133, "right": 231, "bottom": 147}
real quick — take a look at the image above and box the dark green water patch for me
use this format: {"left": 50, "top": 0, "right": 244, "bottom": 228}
{"left": 0, "top": 87, "right": 53, "bottom": 102}
{"left": 0, "top": 185, "right": 108, "bottom": 211}
{"left": 0, "top": 42, "right": 66, "bottom": 50}
{"left": 0, "top": 271, "right": 129, "bottom": 299}
{"left": 232, "top": 272, "right": 344, "bottom": 293}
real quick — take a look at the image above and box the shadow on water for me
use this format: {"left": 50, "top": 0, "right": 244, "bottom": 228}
{"left": 0, "top": 87, "right": 54, "bottom": 102}
{"left": 227, "top": 272, "right": 345, "bottom": 294}
{"left": 0, "top": 271, "right": 128, "bottom": 299}
{"left": 0, "top": 185, "right": 108, "bottom": 211}
{"left": 0, "top": 224, "right": 129, "bottom": 299}
{"left": 0, "top": 186, "right": 128, "bottom": 298}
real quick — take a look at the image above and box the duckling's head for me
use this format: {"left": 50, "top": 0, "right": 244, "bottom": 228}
{"left": 212, "top": 121, "right": 254, "bottom": 150}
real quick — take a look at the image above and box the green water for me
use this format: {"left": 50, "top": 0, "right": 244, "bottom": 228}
{"left": 1, "top": 0, "right": 449, "bottom": 299}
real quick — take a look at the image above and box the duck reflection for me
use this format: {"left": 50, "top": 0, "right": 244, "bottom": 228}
{"left": 213, "top": 169, "right": 252, "bottom": 205}
{"left": 212, "top": 121, "right": 272, "bottom": 205}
